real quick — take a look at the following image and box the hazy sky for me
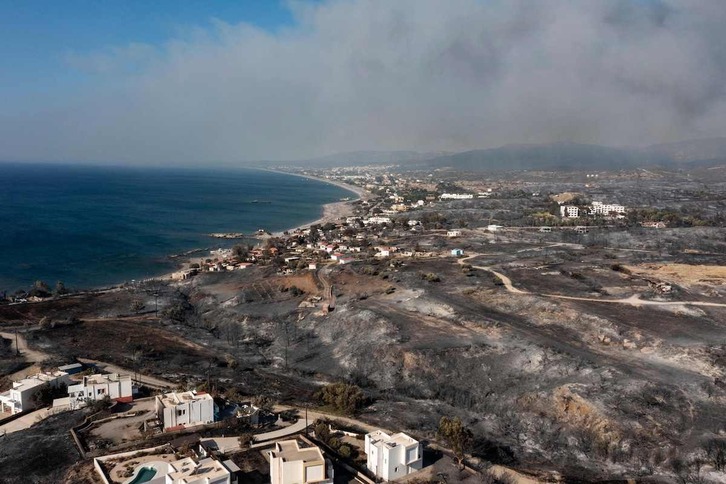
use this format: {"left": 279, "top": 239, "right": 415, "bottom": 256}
{"left": 1, "top": 0, "right": 725, "bottom": 164}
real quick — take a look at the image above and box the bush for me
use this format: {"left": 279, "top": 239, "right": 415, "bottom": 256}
{"left": 421, "top": 272, "right": 441, "bottom": 282}
{"left": 339, "top": 444, "right": 352, "bottom": 458}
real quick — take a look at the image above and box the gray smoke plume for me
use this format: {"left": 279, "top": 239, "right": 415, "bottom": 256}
{"left": 2, "top": 0, "right": 725, "bottom": 164}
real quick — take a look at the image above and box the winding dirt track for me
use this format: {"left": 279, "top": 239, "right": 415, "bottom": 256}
{"left": 458, "top": 254, "right": 726, "bottom": 308}
{"left": 0, "top": 331, "right": 49, "bottom": 363}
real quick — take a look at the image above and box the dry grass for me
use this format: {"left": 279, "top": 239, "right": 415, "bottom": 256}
{"left": 626, "top": 263, "right": 726, "bottom": 286}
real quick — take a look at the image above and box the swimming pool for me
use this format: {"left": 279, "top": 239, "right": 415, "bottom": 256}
{"left": 128, "top": 467, "right": 157, "bottom": 484}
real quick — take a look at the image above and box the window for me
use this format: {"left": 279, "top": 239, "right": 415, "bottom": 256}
{"left": 97, "top": 389, "right": 105, "bottom": 395}
{"left": 177, "top": 409, "right": 186, "bottom": 416}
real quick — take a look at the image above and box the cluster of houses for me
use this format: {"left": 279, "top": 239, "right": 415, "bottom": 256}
{"left": 268, "top": 428, "right": 422, "bottom": 484}
{"left": 0, "top": 365, "right": 238, "bottom": 436}
{"left": 559, "top": 200, "right": 627, "bottom": 219}
{"left": 89, "top": 395, "right": 425, "bottom": 484}
{"left": 2, "top": 346, "right": 426, "bottom": 482}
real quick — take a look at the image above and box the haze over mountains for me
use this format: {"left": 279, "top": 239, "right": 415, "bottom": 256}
{"left": 281, "top": 138, "right": 726, "bottom": 171}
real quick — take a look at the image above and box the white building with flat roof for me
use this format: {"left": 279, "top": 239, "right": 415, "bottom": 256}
{"left": 156, "top": 391, "right": 215, "bottom": 431}
{"left": 590, "top": 201, "right": 626, "bottom": 216}
{"left": 0, "top": 371, "right": 70, "bottom": 415}
{"left": 365, "top": 430, "right": 423, "bottom": 481}
{"left": 560, "top": 205, "right": 579, "bottom": 218}
{"left": 269, "top": 440, "right": 333, "bottom": 484}
{"left": 67, "top": 373, "right": 133, "bottom": 409}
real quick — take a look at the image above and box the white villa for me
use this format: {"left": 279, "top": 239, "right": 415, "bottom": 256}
{"left": 67, "top": 373, "right": 133, "bottom": 409}
{"left": 447, "top": 230, "right": 461, "bottom": 238}
{"left": 269, "top": 440, "right": 333, "bottom": 484}
{"left": 0, "top": 371, "right": 70, "bottom": 415}
{"left": 155, "top": 391, "right": 216, "bottom": 431}
{"left": 365, "top": 430, "right": 423, "bottom": 481}
{"left": 439, "top": 193, "right": 473, "bottom": 200}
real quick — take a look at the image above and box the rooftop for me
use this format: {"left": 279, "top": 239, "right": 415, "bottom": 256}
{"left": 83, "top": 373, "right": 130, "bottom": 385}
{"left": 12, "top": 371, "right": 68, "bottom": 391}
{"left": 270, "top": 440, "right": 325, "bottom": 464}
{"left": 168, "top": 457, "right": 231, "bottom": 483}
{"left": 368, "top": 430, "right": 419, "bottom": 449}
{"left": 158, "top": 391, "right": 213, "bottom": 409}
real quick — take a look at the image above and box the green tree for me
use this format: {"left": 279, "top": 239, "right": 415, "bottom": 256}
{"left": 314, "top": 383, "right": 365, "bottom": 415}
{"left": 314, "top": 422, "right": 331, "bottom": 442}
{"left": 438, "top": 416, "right": 473, "bottom": 468}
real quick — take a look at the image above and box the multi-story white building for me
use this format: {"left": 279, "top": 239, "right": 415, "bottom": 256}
{"left": 363, "top": 216, "right": 392, "bottom": 225}
{"left": 269, "top": 440, "right": 333, "bottom": 484}
{"left": 67, "top": 373, "right": 133, "bottom": 409}
{"left": 155, "top": 391, "right": 216, "bottom": 431}
{"left": 560, "top": 205, "right": 579, "bottom": 218}
{"left": 0, "top": 371, "right": 70, "bottom": 415}
{"left": 590, "top": 201, "right": 626, "bottom": 216}
{"left": 365, "top": 431, "right": 422, "bottom": 481}
{"left": 439, "top": 193, "right": 474, "bottom": 200}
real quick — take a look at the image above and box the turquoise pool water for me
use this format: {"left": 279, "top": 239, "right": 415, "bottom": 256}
{"left": 129, "top": 467, "right": 157, "bottom": 484}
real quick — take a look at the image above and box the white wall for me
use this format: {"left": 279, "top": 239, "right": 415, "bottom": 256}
{"left": 158, "top": 394, "right": 214, "bottom": 430}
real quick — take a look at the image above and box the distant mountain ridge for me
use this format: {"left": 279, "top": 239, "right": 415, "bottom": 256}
{"left": 417, "top": 138, "right": 726, "bottom": 171}
{"left": 256, "top": 138, "right": 726, "bottom": 170}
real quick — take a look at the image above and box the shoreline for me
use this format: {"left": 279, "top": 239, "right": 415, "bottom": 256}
{"left": 126, "top": 169, "right": 372, "bottom": 285}
{"left": 265, "top": 169, "right": 371, "bottom": 236}
{"left": 3, "top": 167, "right": 372, "bottom": 293}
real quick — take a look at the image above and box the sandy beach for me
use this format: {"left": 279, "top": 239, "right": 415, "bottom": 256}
{"left": 268, "top": 170, "right": 371, "bottom": 236}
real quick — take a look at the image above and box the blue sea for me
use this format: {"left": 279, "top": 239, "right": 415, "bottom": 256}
{"left": 0, "top": 163, "right": 353, "bottom": 291}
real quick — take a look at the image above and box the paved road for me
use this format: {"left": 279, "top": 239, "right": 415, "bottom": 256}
{"left": 202, "top": 418, "right": 309, "bottom": 454}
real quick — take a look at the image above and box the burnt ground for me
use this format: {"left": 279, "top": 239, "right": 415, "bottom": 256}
{"left": 2, "top": 228, "right": 726, "bottom": 482}
{"left": 0, "top": 411, "right": 87, "bottom": 484}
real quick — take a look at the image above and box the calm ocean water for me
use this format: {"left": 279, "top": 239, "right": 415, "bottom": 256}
{"left": 0, "top": 163, "right": 352, "bottom": 291}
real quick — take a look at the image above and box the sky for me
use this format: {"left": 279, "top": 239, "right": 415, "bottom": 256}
{"left": 0, "top": 0, "right": 725, "bottom": 165}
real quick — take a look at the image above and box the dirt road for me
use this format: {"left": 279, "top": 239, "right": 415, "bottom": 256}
{"left": 0, "top": 331, "right": 50, "bottom": 364}
{"left": 458, "top": 254, "right": 726, "bottom": 308}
